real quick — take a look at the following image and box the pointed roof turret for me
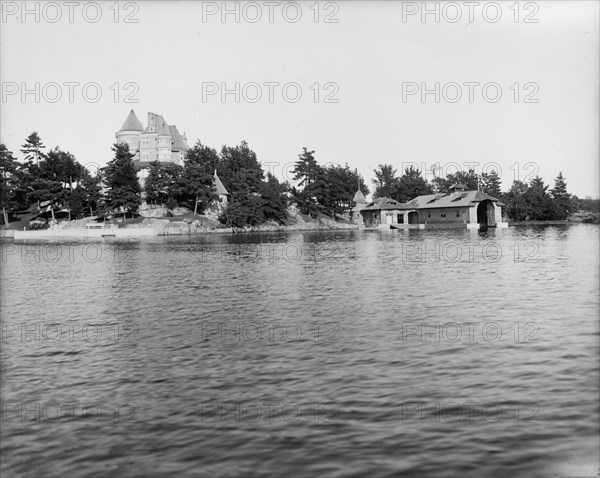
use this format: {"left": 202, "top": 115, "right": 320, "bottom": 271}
{"left": 214, "top": 169, "right": 229, "bottom": 195}
{"left": 118, "top": 109, "right": 144, "bottom": 132}
{"left": 353, "top": 189, "right": 366, "bottom": 204}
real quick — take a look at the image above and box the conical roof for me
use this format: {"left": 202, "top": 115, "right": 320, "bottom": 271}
{"left": 353, "top": 189, "right": 366, "bottom": 203}
{"left": 214, "top": 170, "right": 229, "bottom": 195}
{"left": 118, "top": 109, "right": 144, "bottom": 132}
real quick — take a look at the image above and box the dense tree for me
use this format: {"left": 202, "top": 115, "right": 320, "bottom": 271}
{"left": 550, "top": 172, "right": 576, "bottom": 219}
{"left": 40, "top": 147, "right": 87, "bottom": 185}
{"left": 393, "top": 166, "right": 433, "bottom": 203}
{"left": 290, "top": 147, "right": 323, "bottom": 216}
{"left": 315, "top": 164, "right": 359, "bottom": 218}
{"left": 219, "top": 141, "right": 264, "bottom": 196}
{"left": 20, "top": 132, "right": 46, "bottom": 165}
{"left": 372, "top": 164, "right": 398, "bottom": 199}
{"left": 144, "top": 161, "right": 184, "bottom": 206}
{"left": 219, "top": 194, "right": 265, "bottom": 228}
{"left": 180, "top": 142, "right": 219, "bottom": 214}
{"left": 292, "top": 147, "right": 321, "bottom": 189}
{"left": 432, "top": 169, "right": 479, "bottom": 193}
{"left": 104, "top": 143, "right": 141, "bottom": 217}
{"left": 260, "top": 173, "right": 289, "bottom": 223}
{"left": 0, "top": 144, "right": 19, "bottom": 224}
{"left": 291, "top": 150, "right": 369, "bottom": 218}
{"left": 502, "top": 180, "right": 529, "bottom": 221}
{"left": 481, "top": 170, "right": 502, "bottom": 197}
{"left": 523, "top": 176, "right": 553, "bottom": 220}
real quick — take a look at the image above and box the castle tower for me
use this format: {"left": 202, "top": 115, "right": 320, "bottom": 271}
{"left": 156, "top": 120, "right": 172, "bottom": 162}
{"left": 115, "top": 109, "right": 144, "bottom": 156}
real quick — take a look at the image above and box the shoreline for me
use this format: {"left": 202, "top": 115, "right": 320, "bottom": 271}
{"left": 0, "top": 223, "right": 361, "bottom": 240}
{"left": 2, "top": 219, "right": 596, "bottom": 240}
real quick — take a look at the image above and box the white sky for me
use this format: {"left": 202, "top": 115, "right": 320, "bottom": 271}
{"left": 1, "top": 1, "right": 598, "bottom": 197}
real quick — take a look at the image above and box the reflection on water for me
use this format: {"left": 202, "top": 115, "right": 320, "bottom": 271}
{"left": 1, "top": 224, "right": 598, "bottom": 477}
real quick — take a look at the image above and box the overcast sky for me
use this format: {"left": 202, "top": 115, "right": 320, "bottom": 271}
{"left": 1, "top": 1, "right": 598, "bottom": 197}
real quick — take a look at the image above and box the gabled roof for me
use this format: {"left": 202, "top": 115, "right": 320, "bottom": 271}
{"left": 361, "top": 197, "right": 403, "bottom": 211}
{"left": 118, "top": 110, "right": 144, "bottom": 132}
{"left": 353, "top": 189, "right": 366, "bottom": 204}
{"left": 401, "top": 190, "right": 504, "bottom": 210}
{"left": 214, "top": 170, "right": 229, "bottom": 195}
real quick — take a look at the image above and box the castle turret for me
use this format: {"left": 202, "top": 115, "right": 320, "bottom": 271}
{"left": 115, "top": 109, "right": 144, "bottom": 155}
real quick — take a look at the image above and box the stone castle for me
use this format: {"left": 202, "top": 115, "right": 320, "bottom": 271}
{"left": 115, "top": 109, "right": 190, "bottom": 185}
{"left": 115, "top": 110, "right": 229, "bottom": 204}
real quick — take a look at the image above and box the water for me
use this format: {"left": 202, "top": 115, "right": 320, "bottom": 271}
{"left": 1, "top": 225, "right": 598, "bottom": 477}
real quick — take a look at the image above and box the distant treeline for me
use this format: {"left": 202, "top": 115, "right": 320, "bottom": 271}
{"left": 370, "top": 163, "right": 594, "bottom": 221}
{"left": 0, "top": 131, "right": 596, "bottom": 227}
{"left": 0, "top": 133, "right": 365, "bottom": 227}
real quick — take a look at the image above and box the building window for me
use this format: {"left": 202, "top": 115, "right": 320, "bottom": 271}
{"left": 456, "top": 211, "right": 460, "bottom": 217}
{"left": 441, "top": 213, "right": 446, "bottom": 218}
{"left": 428, "top": 213, "right": 431, "bottom": 218}
{"left": 149, "top": 126, "right": 154, "bottom": 132}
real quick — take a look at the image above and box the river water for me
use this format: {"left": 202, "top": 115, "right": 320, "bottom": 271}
{"left": 1, "top": 224, "right": 598, "bottom": 477}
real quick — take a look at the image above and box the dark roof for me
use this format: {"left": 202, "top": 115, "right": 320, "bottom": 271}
{"left": 401, "top": 190, "right": 504, "bottom": 209}
{"left": 361, "top": 197, "right": 404, "bottom": 211}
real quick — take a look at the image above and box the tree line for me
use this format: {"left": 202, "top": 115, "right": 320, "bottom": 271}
{"left": 1, "top": 131, "right": 595, "bottom": 228}
{"left": 0, "top": 132, "right": 370, "bottom": 227}
{"left": 370, "top": 163, "right": 591, "bottom": 221}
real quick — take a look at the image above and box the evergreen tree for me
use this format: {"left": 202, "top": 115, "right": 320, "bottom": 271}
{"left": 432, "top": 169, "right": 478, "bottom": 193}
{"left": 219, "top": 141, "right": 263, "bottom": 196}
{"left": 393, "top": 166, "right": 433, "bottom": 203}
{"left": 524, "top": 176, "right": 553, "bottom": 220}
{"left": 0, "top": 144, "right": 19, "bottom": 224}
{"left": 144, "top": 161, "right": 183, "bottom": 206}
{"left": 372, "top": 164, "right": 398, "bottom": 199}
{"left": 104, "top": 143, "right": 141, "bottom": 217}
{"left": 292, "top": 147, "right": 321, "bottom": 189}
{"left": 260, "top": 173, "right": 289, "bottom": 223}
{"left": 503, "top": 180, "right": 529, "bottom": 221}
{"left": 550, "top": 172, "right": 575, "bottom": 219}
{"left": 290, "top": 147, "right": 324, "bottom": 216}
{"left": 180, "top": 142, "right": 219, "bottom": 214}
{"left": 480, "top": 170, "right": 502, "bottom": 197}
{"left": 20, "top": 132, "right": 46, "bottom": 165}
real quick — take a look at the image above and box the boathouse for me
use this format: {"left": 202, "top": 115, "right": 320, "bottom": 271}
{"left": 360, "top": 197, "right": 406, "bottom": 227}
{"left": 360, "top": 184, "right": 507, "bottom": 229}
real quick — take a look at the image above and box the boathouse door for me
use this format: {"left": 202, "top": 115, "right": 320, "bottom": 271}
{"left": 408, "top": 211, "right": 419, "bottom": 224}
{"left": 477, "top": 200, "right": 496, "bottom": 227}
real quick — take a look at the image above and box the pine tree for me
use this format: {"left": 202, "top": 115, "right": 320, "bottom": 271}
{"left": 104, "top": 143, "right": 141, "bottom": 217}
{"left": 393, "top": 166, "right": 433, "bottom": 203}
{"left": 525, "top": 176, "right": 552, "bottom": 220}
{"left": 550, "top": 172, "right": 575, "bottom": 219}
{"left": 372, "top": 164, "right": 398, "bottom": 199}
{"left": 180, "top": 142, "right": 219, "bottom": 214}
{"left": 292, "top": 147, "right": 320, "bottom": 189}
{"left": 480, "top": 170, "right": 502, "bottom": 197}
{"left": 0, "top": 144, "right": 19, "bottom": 224}
{"left": 20, "top": 132, "right": 46, "bottom": 165}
